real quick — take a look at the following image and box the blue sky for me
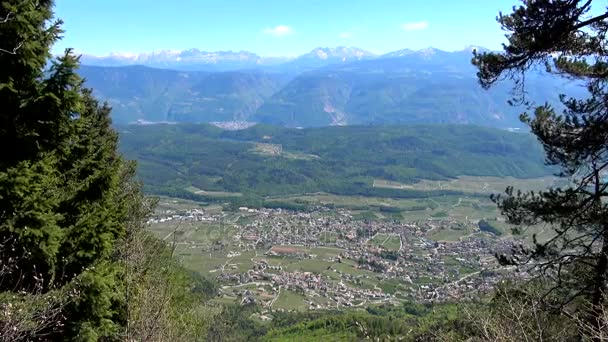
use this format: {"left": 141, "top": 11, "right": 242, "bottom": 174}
{"left": 53, "top": 0, "right": 522, "bottom": 56}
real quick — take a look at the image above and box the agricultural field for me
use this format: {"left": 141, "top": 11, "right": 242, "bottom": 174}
{"left": 267, "top": 191, "right": 498, "bottom": 222}
{"left": 374, "top": 175, "right": 561, "bottom": 194}
{"left": 251, "top": 142, "right": 320, "bottom": 160}
{"left": 368, "top": 234, "right": 401, "bottom": 251}
{"left": 184, "top": 185, "right": 242, "bottom": 197}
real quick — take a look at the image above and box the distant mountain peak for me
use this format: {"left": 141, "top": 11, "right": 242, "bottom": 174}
{"left": 462, "top": 45, "right": 489, "bottom": 53}
{"left": 311, "top": 47, "right": 330, "bottom": 59}
{"left": 304, "top": 46, "right": 376, "bottom": 60}
{"left": 79, "top": 49, "right": 281, "bottom": 70}
{"left": 418, "top": 47, "right": 446, "bottom": 56}
{"left": 382, "top": 47, "right": 449, "bottom": 58}
{"left": 80, "top": 45, "right": 493, "bottom": 71}
{"left": 381, "top": 48, "right": 415, "bottom": 58}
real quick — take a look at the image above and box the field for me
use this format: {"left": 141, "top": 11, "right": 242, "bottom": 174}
{"left": 252, "top": 142, "right": 283, "bottom": 156}
{"left": 252, "top": 142, "right": 319, "bottom": 160}
{"left": 373, "top": 175, "right": 561, "bottom": 194}
{"left": 263, "top": 175, "right": 562, "bottom": 224}
{"left": 368, "top": 234, "right": 401, "bottom": 251}
{"left": 273, "top": 290, "right": 308, "bottom": 311}
{"left": 184, "top": 186, "right": 242, "bottom": 197}
{"left": 266, "top": 191, "right": 499, "bottom": 222}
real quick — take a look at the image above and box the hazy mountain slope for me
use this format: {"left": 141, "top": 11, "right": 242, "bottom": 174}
{"left": 255, "top": 49, "right": 582, "bottom": 127}
{"left": 167, "top": 70, "right": 288, "bottom": 122}
{"left": 80, "top": 49, "right": 290, "bottom": 71}
{"left": 81, "top": 47, "right": 586, "bottom": 127}
{"left": 79, "top": 65, "right": 288, "bottom": 124}
{"left": 269, "top": 47, "right": 377, "bottom": 73}
{"left": 254, "top": 71, "right": 355, "bottom": 126}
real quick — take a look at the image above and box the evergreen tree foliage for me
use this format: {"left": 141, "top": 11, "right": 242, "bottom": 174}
{"left": 473, "top": 0, "right": 608, "bottom": 335}
{"left": 0, "top": 1, "right": 143, "bottom": 339}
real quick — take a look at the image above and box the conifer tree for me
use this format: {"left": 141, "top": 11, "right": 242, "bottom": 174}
{"left": 0, "top": 0, "right": 140, "bottom": 339}
{"left": 473, "top": 0, "right": 608, "bottom": 335}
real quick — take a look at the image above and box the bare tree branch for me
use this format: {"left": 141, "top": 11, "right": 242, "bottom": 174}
{"left": 0, "top": 41, "right": 24, "bottom": 55}
{"left": 0, "top": 11, "right": 13, "bottom": 24}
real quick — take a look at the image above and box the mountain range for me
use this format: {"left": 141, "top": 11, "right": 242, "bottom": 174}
{"left": 79, "top": 46, "right": 586, "bottom": 128}
{"left": 80, "top": 46, "right": 377, "bottom": 72}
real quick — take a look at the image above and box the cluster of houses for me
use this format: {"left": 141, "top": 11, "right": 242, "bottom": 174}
{"left": 149, "top": 204, "right": 526, "bottom": 308}
{"left": 225, "top": 261, "right": 392, "bottom": 309}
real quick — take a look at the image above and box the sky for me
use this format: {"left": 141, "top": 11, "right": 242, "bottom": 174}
{"left": 52, "top": 0, "right": 522, "bottom": 57}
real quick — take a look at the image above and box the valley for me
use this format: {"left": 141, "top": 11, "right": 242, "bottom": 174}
{"left": 145, "top": 174, "right": 549, "bottom": 313}
{"left": 122, "top": 120, "right": 556, "bottom": 315}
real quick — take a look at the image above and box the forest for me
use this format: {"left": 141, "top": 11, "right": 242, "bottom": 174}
{"left": 119, "top": 123, "right": 549, "bottom": 201}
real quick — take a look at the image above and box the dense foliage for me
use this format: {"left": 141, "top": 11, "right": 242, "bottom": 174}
{"left": 119, "top": 123, "right": 550, "bottom": 200}
{"left": 473, "top": 0, "right": 608, "bottom": 337}
{"left": 0, "top": 0, "right": 135, "bottom": 338}
{"left": 199, "top": 302, "right": 464, "bottom": 341}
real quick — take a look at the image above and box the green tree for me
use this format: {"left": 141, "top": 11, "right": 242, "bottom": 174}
{"left": 0, "top": 0, "right": 140, "bottom": 339}
{"left": 473, "top": 0, "right": 608, "bottom": 336}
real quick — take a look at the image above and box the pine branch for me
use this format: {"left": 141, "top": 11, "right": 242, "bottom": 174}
{"left": 572, "top": 11, "right": 608, "bottom": 31}
{"left": 0, "top": 41, "right": 24, "bottom": 55}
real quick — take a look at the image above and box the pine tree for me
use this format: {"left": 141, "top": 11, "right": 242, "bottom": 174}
{"left": 473, "top": 0, "right": 608, "bottom": 336}
{"left": 0, "top": 1, "right": 141, "bottom": 339}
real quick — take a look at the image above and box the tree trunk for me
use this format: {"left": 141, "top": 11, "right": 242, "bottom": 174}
{"left": 590, "top": 228, "right": 608, "bottom": 341}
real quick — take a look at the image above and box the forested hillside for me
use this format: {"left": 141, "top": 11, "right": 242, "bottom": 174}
{"left": 118, "top": 123, "right": 549, "bottom": 199}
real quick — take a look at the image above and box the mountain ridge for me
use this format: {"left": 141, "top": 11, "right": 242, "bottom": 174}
{"left": 79, "top": 46, "right": 586, "bottom": 127}
{"left": 79, "top": 46, "right": 487, "bottom": 71}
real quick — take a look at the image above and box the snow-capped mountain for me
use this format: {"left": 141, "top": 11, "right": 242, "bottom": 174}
{"left": 272, "top": 46, "right": 378, "bottom": 72}
{"left": 78, "top": 46, "right": 489, "bottom": 72}
{"left": 301, "top": 47, "right": 377, "bottom": 61}
{"left": 380, "top": 48, "right": 416, "bottom": 58}
{"left": 80, "top": 49, "right": 291, "bottom": 71}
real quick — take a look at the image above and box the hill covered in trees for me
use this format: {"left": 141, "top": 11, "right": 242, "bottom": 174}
{"left": 118, "top": 123, "right": 550, "bottom": 199}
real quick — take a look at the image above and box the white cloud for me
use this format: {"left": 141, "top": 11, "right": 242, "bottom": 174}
{"left": 338, "top": 32, "right": 352, "bottom": 39}
{"left": 263, "top": 25, "right": 293, "bottom": 37}
{"left": 401, "top": 21, "right": 429, "bottom": 31}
